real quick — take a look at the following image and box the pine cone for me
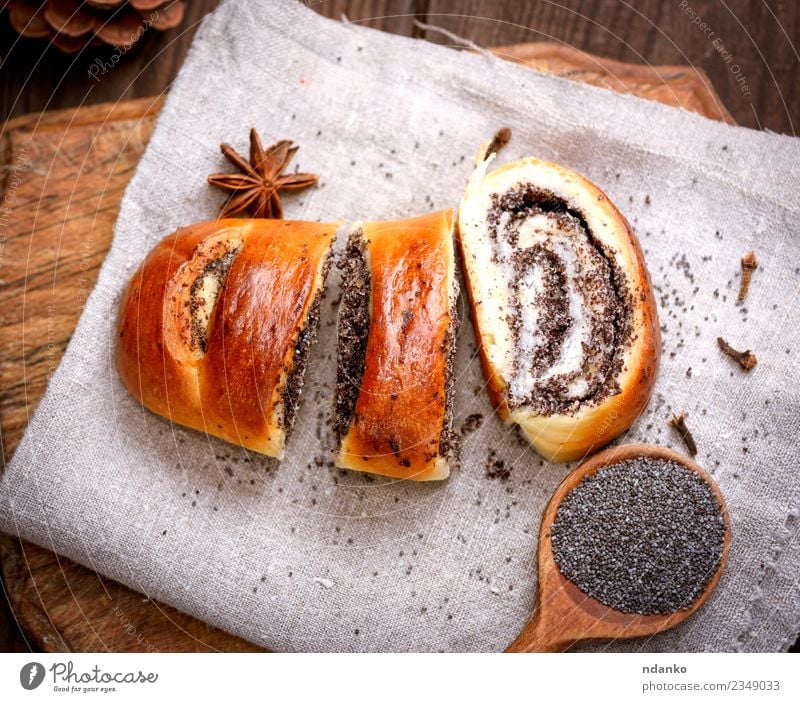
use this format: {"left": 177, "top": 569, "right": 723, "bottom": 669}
{"left": 7, "top": 0, "right": 185, "bottom": 53}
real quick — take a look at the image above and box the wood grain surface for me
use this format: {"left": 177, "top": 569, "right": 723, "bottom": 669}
{"left": 0, "top": 96, "right": 256, "bottom": 652}
{"left": 1, "top": 1, "right": 798, "bottom": 133}
{"left": 0, "top": 0, "right": 796, "bottom": 653}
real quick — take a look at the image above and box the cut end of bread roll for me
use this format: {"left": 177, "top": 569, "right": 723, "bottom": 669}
{"left": 334, "top": 210, "right": 458, "bottom": 481}
{"left": 458, "top": 156, "right": 660, "bottom": 462}
{"left": 116, "top": 219, "right": 339, "bottom": 459}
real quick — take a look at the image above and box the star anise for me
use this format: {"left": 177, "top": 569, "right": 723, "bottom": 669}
{"left": 207, "top": 128, "right": 318, "bottom": 219}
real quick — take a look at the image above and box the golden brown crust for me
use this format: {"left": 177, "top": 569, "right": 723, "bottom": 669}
{"left": 457, "top": 157, "right": 660, "bottom": 462}
{"left": 336, "top": 210, "right": 456, "bottom": 481}
{"left": 116, "top": 218, "right": 338, "bottom": 458}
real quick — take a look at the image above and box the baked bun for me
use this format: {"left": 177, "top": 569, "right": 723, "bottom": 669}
{"left": 457, "top": 154, "right": 660, "bottom": 462}
{"left": 116, "top": 218, "right": 338, "bottom": 458}
{"left": 334, "top": 210, "right": 458, "bottom": 481}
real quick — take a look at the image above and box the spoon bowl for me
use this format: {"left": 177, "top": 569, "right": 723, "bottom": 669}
{"left": 506, "top": 443, "right": 731, "bottom": 652}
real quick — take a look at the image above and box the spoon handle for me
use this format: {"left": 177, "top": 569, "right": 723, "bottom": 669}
{"left": 505, "top": 611, "right": 569, "bottom": 653}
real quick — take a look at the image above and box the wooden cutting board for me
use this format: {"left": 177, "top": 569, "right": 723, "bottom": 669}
{"left": 0, "top": 43, "right": 733, "bottom": 652}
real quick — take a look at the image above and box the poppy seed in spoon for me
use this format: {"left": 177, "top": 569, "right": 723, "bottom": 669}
{"left": 550, "top": 457, "right": 726, "bottom": 615}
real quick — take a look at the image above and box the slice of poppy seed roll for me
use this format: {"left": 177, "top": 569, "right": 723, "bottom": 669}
{"left": 334, "top": 210, "right": 458, "bottom": 481}
{"left": 457, "top": 154, "right": 660, "bottom": 462}
{"left": 116, "top": 218, "right": 338, "bottom": 459}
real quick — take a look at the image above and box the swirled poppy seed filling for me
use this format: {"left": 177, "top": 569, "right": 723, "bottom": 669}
{"left": 334, "top": 233, "right": 371, "bottom": 439}
{"left": 438, "top": 293, "right": 459, "bottom": 462}
{"left": 189, "top": 246, "right": 240, "bottom": 353}
{"left": 485, "top": 184, "right": 632, "bottom": 415}
{"left": 281, "top": 252, "right": 331, "bottom": 433}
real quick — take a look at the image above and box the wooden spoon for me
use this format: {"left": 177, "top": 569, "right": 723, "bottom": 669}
{"left": 506, "top": 443, "right": 730, "bottom": 652}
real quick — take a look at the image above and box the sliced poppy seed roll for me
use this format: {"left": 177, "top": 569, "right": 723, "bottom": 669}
{"left": 116, "top": 218, "right": 338, "bottom": 458}
{"left": 334, "top": 210, "right": 458, "bottom": 481}
{"left": 458, "top": 154, "right": 660, "bottom": 462}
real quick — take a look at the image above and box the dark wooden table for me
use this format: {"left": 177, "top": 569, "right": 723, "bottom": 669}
{"left": 2, "top": 0, "right": 798, "bottom": 132}
{"left": 1, "top": 0, "right": 798, "bottom": 653}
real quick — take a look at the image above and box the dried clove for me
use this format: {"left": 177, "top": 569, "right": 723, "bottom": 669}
{"left": 485, "top": 127, "right": 512, "bottom": 158}
{"left": 717, "top": 336, "right": 757, "bottom": 371}
{"left": 669, "top": 412, "right": 697, "bottom": 456}
{"left": 737, "top": 250, "right": 758, "bottom": 302}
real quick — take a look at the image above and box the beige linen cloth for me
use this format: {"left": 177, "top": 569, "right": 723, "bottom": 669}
{"left": 1, "top": 0, "right": 799, "bottom": 652}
